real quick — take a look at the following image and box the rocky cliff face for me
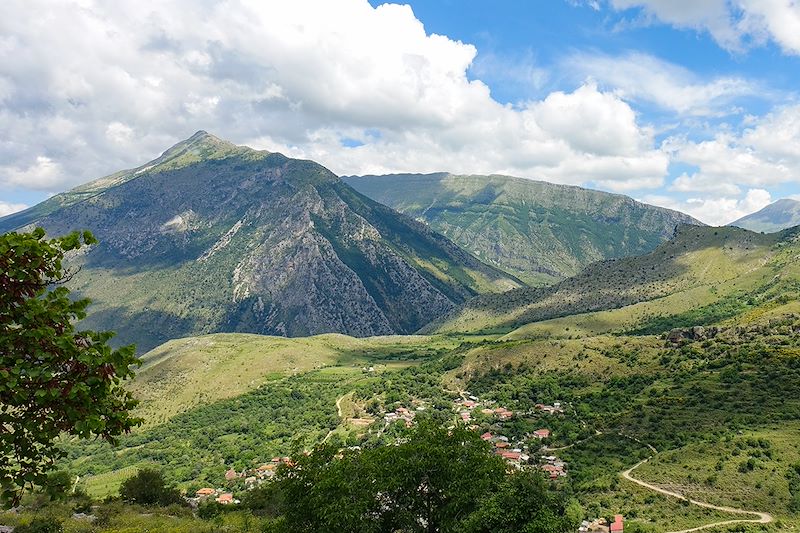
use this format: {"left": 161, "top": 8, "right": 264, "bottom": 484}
{"left": 0, "top": 132, "right": 519, "bottom": 351}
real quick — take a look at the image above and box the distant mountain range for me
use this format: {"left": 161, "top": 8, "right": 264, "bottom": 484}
{"left": 345, "top": 173, "right": 700, "bottom": 285}
{"left": 730, "top": 198, "right": 800, "bottom": 233}
{"left": 0, "top": 132, "right": 518, "bottom": 351}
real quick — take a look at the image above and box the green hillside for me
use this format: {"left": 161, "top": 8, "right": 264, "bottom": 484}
{"left": 64, "top": 317, "right": 800, "bottom": 527}
{"left": 0, "top": 133, "right": 519, "bottom": 352}
{"left": 49, "top": 223, "right": 800, "bottom": 529}
{"left": 130, "top": 332, "right": 467, "bottom": 426}
{"left": 345, "top": 173, "right": 700, "bottom": 285}
{"left": 428, "top": 224, "right": 796, "bottom": 335}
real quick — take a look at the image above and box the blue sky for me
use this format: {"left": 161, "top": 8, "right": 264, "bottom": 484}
{"left": 1, "top": 0, "right": 799, "bottom": 224}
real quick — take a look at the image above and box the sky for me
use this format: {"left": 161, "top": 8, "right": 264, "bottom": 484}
{"left": 1, "top": 1, "right": 799, "bottom": 225}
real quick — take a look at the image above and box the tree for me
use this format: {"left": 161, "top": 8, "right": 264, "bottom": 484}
{"left": 0, "top": 228, "right": 141, "bottom": 505}
{"left": 41, "top": 470, "right": 73, "bottom": 501}
{"left": 274, "top": 420, "right": 509, "bottom": 532}
{"left": 119, "top": 468, "right": 183, "bottom": 506}
{"left": 460, "top": 470, "right": 580, "bottom": 533}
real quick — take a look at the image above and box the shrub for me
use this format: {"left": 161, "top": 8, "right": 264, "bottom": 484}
{"left": 119, "top": 468, "right": 183, "bottom": 507}
{"left": 14, "top": 517, "right": 63, "bottom": 533}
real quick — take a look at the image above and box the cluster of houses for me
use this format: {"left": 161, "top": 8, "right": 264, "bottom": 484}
{"left": 384, "top": 405, "right": 419, "bottom": 427}
{"left": 453, "top": 393, "right": 571, "bottom": 473}
{"left": 218, "top": 457, "right": 295, "bottom": 492}
{"left": 456, "top": 395, "right": 514, "bottom": 423}
{"left": 192, "top": 487, "right": 239, "bottom": 506}
{"left": 535, "top": 402, "right": 564, "bottom": 414}
{"left": 579, "top": 515, "right": 624, "bottom": 533}
{"left": 540, "top": 454, "right": 567, "bottom": 479}
{"left": 480, "top": 432, "right": 530, "bottom": 467}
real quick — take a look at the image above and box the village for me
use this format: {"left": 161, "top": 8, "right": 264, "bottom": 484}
{"left": 194, "top": 391, "right": 624, "bottom": 532}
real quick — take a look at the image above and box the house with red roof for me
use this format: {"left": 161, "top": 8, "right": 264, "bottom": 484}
{"left": 533, "top": 428, "right": 550, "bottom": 439}
{"left": 500, "top": 451, "right": 521, "bottom": 461}
{"left": 480, "top": 432, "right": 492, "bottom": 441}
{"left": 610, "top": 515, "right": 624, "bottom": 532}
{"left": 216, "top": 493, "right": 234, "bottom": 505}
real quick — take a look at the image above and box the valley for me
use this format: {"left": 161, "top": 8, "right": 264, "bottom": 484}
{"left": 345, "top": 173, "right": 699, "bottom": 285}
{"left": 3, "top": 135, "right": 800, "bottom": 532}
{"left": 4, "top": 2, "right": 800, "bottom": 531}
{"left": 49, "top": 224, "right": 800, "bottom": 528}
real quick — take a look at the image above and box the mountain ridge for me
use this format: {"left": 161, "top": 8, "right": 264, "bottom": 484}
{"left": 344, "top": 172, "right": 702, "bottom": 285}
{"left": 731, "top": 198, "right": 800, "bottom": 233}
{"left": 426, "top": 223, "right": 791, "bottom": 335}
{"left": 0, "top": 132, "right": 519, "bottom": 352}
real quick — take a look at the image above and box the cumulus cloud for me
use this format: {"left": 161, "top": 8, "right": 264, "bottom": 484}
{"left": 664, "top": 105, "right": 800, "bottom": 194}
{"left": 0, "top": 200, "right": 28, "bottom": 217}
{"left": 642, "top": 188, "right": 773, "bottom": 225}
{"left": 609, "top": 0, "right": 800, "bottom": 55}
{"left": 0, "top": 0, "right": 668, "bottom": 198}
{"left": 566, "top": 51, "right": 758, "bottom": 116}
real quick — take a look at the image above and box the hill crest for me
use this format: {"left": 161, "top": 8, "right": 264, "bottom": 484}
{"left": 344, "top": 172, "right": 701, "bottom": 285}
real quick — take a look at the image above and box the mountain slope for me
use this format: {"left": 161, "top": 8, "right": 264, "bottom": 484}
{"left": 731, "top": 198, "right": 800, "bottom": 233}
{"left": 0, "top": 132, "right": 519, "bottom": 351}
{"left": 344, "top": 173, "right": 701, "bottom": 285}
{"left": 427, "top": 224, "right": 799, "bottom": 335}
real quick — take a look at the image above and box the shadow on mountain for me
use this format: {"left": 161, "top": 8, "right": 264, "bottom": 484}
{"left": 428, "top": 225, "right": 778, "bottom": 334}
{"left": 79, "top": 305, "right": 198, "bottom": 354}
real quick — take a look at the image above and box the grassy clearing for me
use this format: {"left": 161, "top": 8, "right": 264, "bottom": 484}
{"left": 78, "top": 465, "right": 143, "bottom": 499}
{"left": 130, "top": 333, "right": 465, "bottom": 426}
{"left": 448, "top": 334, "right": 665, "bottom": 390}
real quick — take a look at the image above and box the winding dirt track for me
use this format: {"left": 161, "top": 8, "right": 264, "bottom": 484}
{"left": 322, "top": 392, "right": 351, "bottom": 444}
{"left": 335, "top": 392, "right": 348, "bottom": 418}
{"left": 621, "top": 458, "right": 773, "bottom": 533}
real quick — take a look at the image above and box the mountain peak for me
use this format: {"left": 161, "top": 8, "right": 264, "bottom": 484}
{"left": 157, "top": 130, "right": 247, "bottom": 163}
{"left": 731, "top": 198, "right": 800, "bottom": 233}
{"left": 771, "top": 198, "right": 800, "bottom": 208}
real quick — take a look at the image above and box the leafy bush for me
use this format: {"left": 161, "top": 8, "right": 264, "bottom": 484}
{"left": 14, "top": 517, "right": 63, "bottom": 533}
{"left": 119, "top": 468, "right": 183, "bottom": 507}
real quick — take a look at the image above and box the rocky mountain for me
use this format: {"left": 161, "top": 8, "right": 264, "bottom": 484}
{"left": 0, "top": 132, "right": 519, "bottom": 352}
{"left": 344, "top": 173, "right": 702, "bottom": 285}
{"left": 730, "top": 198, "right": 800, "bottom": 233}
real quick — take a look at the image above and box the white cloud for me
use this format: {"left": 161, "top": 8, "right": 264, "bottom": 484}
{"left": 642, "top": 188, "right": 773, "bottom": 225}
{"left": 664, "top": 105, "right": 800, "bottom": 195}
{"left": 0, "top": 200, "right": 27, "bottom": 217}
{"left": 4, "top": 156, "right": 66, "bottom": 190}
{"left": 609, "top": 0, "right": 800, "bottom": 55}
{"left": 566, "top": 51, "right": 757, "bottom": 116}
{"left": 0, "top": 0, "right": 668, "bottom": 197}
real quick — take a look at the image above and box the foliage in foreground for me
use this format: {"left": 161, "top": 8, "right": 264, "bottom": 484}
{"left": 247, "top": 420, "right": 579, "bottom": 533}
{"left": 0, "top": 229, "right": 141, "bottom": 505}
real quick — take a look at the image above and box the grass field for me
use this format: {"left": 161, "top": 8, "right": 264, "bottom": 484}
{"left": 77, "top": 465, "right": 144, "bottom": 499}
{"left": 130, "top": 333, "right": 467, "bottom": 426}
